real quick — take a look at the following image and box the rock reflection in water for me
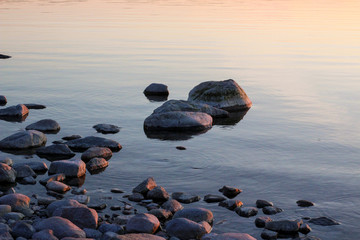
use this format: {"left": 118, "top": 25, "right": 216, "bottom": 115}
{"left": 145, "top": 95, "right": 168, "bottom": 102}
{"left": 0, "top": 114, "right": 28, "bottom": 123}
{"left": 213, "top": 110, "right": 248, "bottom": 126}
{"left": 144, "top": 128, "right": 210, "bottom": 141}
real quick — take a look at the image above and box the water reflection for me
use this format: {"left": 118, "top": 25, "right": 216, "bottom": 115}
{"left": 145, "top": 95, "right": 168, "bottom": 102}
{"left": 0, "top": 114, "right": 28, "bottom": 123}
{"left": 213, "top": 110, "right": 248, "bottom": 126}
{"left": 144, "top": 128, "right": 210, "bottom": 141}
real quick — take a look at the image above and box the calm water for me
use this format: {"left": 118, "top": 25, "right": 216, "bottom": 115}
{"left": 1, "top": 0, "right": 360, "bottom": 239}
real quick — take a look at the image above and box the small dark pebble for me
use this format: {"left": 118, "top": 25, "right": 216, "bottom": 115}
{"left": 219, "top": 185, "right": 242, "bottom": 199}
{"left": 256, "top": 199, "right": 273, "bottom": 208}
{"left": 62, "top": 135, "right": 82, "bottom": 141}
{"left": 204, "top": 194, "right": 226, "bottom": 203}
{"left": 255, "top": 216, "right": 273, "bottom": 228}
{"left": 110, "top": 206, "right": 121, "bottom": 211}
{"left": 110, "top": 188, "right": 124, "bottom": 193}
{"left": 23, "top": 104, "right": 46, "bottom": 109}
{"left": 89, "top": 203, "right": 107, "bottom": 211}
{"left": 122, "top": 210, "right": 132, "bottom": 215}
{"left": 299, "top": 223, "right": 312, "bottom": 234}
{"left": 262, "top": 206, "right": 283, "bottom": 215}
{"left": 176, "top": 146, "right": 186, "bottom": 150}
{"left": 297, "top": 200, "right": 314, "bottom": 207}
{"left": 0, "top": 54, "right": 11, "bottom": 59}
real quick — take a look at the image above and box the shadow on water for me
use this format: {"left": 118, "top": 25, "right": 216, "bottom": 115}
{"left": 145, "top": 95, "right": 168, "bottom": 102}
{"left": 213, "top": 109, "right": 248, "bottom": 126}
{"left": 0, "top": 147, "right": 38, "bottom": 156}
{"left": 0, "top": 114, "right": 28, "bottom": 123}
{"left": 144, "top": 128, "right": 210, "bottom": 141}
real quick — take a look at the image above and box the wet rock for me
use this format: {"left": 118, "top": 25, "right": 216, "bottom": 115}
{"left": 23, "top": 103, "right": 46, "bottom": 109}
{"left": 111, "top": 188, "right": 124, "bottom": 193}
{"left": 126, "top": 213, "right": 160, "bottom": 234}
{"left": 110, "top": 205, "right": 121, "bottom": 211}
{"left": 262, "top": 206, "right": 283, "bottom": 215}
{"left": 3, "top": 212, "right": 24, "bottom": 221}
{"left": 144, "top": 111, "right": 213, "bottom": 132}
{"left": 86, "top": 157, "right": 108, "bottom": 172}
{"left": 0, "top": 96, "right": 7, "bottom": 105}
{"left": 0, "top": 54, "right": 11, "bottom": 59}
{"left": 93, "top": 124, "right": 120, "bottom": 134}
{"left": 88, "top": 203, "right": 107, "bottom": 211}
{"left": 20, "top": 176, "right": 36, "bottom": 184}
{"left": 203, "top": 232, "right": 256, "bottom": 240}
{"left": 46, "top": 181, "right": 71, "bottom": 193}
{"left": 83, "top": 228, "right": 102, "bottom": 239}
{"left": 152, "top": 100, "right": 229, "bottom": 118}
{"left": 13, "top": 164, "right": 36, "bottom": 179}
{"left": 256, "top": 199, "right": 274, "bottom": 208}
{"left": 296, "top": 200, "right": 314, "bottom": 207}
{"left": 144, "top": 83, "right": 169, "bottom": 96}
{"left": 0, "top": 223, "right": 11, "bottom": 233}
{"left": 62, "top": 135, "right": 82, "bottom": 141}
{"left": 261, "top": 229, "right": 278, "bottom": 240}
{"left": 40, "top": 173, "right": 66, "bottom": 185}
{"left": 308, "top": 216, "right": 340, "bottom": 226}
{"left": 265, "top": 220, "right": 301, "bottom": 233}
{"left": 161, "top": 199, "right": 183, "bottom": 213}
{"left": 219, "top": 185, "right": 242, "bottom": 199}
{"left": 72, "top": 187, "right": 87, "bottom": 195}
{"left": 0, "top": 193, "right": 31, "bottom": 216}
{"left": 32, "top": 229, "right": 59, "bottom": 240}
{"left": 114, "top": 215, "right": 133, "bottom": 225}
{"left": 166, "top": 218, "right": 211, "bottom": 239}
{"left": 37, "top": 196, "right": 57, "bottom": 205}
{"left": 0, "top": 205, "right": 11, "bottom": 217}
{"left": 12, "top": 221, "right": 35, "bottom": 238}
{"left": 66, "top": 136, "right": 122, "bottom": 152}
{"left": 57, "top": 206, "right": 98, "bottom": 229}
{"left": 255, "top": 216, "right": 273, "bottom": 228}
{"left": 299, "top": 223, "right": 312, "bottom": 234}
{"left": 48, "top": 159, "right": 86, "bottom": 177}
{"left": 133, "top": 177, "right": 157, "bottom": 195}
{"left": 47, "top": 199, "right": 83, "bottom": 217}
{"left": 36, "top": 144, "right": 75, "bottom": 160}
{"left": 128, "top": 193, "right": 144, "bottom": 202}
{"left": 34, "top": 216, "right": 86, "bottom": 239}
{"left": 147, "top": 186, "right": 169, "bottom": 202}
{"left": 0, "top": 163, "right": 16, "bottom": 183}
{"left": 0, "top": 157, "right": 12, "bottom": 166}
{"left": 81, "top": 147, "right": 112, "bottom": 162}
{"left": 172, "top": 192, "right": 201, "bottom": 204}
{"left": 0, "top": 104, "right": 29, "bottom": 121}
{"left": 70, "top": 195, "right": 89, "bottom": 204}
{"left": 173, "top": 207, "right": 213, "bottom": 224}
{"left": 219, "top": 199, "right": 243, "bottom": 210}
{"left": 98, "top": 223, "right": 124, "bottom": 234}
{"left": 25, "top": 119, "right": 60, "bottom": 133}
{"left": 0, "top": 232, "right": 13, "bottom": 240}
{"left": 176, "top": 146, "right": 186, "bottom": 150}
{"left": 188, "top": 79, "right": 252, "bottom": 111}
{"left": 148, "top": 209, "right": 173, "bottom": 222}
{"left": 235, "top": 207, "right": 258, "bottom": 218}
{"left": 204, "top": 194, "right": 226, "bottom": 203}
{"left": 14, "top": 161, "right": 48, "bottom": 172}
{"left": 0, "top": 130, "right": 46, "bottom": 149}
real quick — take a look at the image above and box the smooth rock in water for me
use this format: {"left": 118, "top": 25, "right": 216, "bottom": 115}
{"left": 256, "top": 199, "right": 274, "bottom": 208}
{"left": 93, "top": 124, "right": 120, "bottom": 134}
{"left": 86, "top": 157, "right": 108, "bottom": 172}
{"left": 14, "top": 161, "right": 48, "bottom": 172}
{"left": 161, "top": 199, "right": 183, "bottom": 213}
{"left": 36, "top": 144, "right": 75, "bottom": 160}
{"left": 299, "top": 223, "right": 312, "bottom": 234}
{"left": 0, "top": 96, "right": 7, "bottom": 105}
{"left": 188, "top": 79, "right": 252, "bottom": 111}
{"left": 57, "top": 206, "right": 98, "bottom": 229}
{"left": 12, "top": 221, "right": 35, "bottom": 238}
{"left": 308, "top": 216, "right": 340, "bottom": 226}
{"left": 133, "top": 177, "right": 157, "bottom": 195}
{"left": 25, "top": 119, "right": 60, "bottom": 133}
{"left": 255, "top": 216, "right": 272, "bottom": 228}
{"left": 71, "top": 187, "right": 86, "bottom": 195}
{"left": 219, "top": 185, "right": 242, "bottom": 199}
{"left": 235, "top": 207, "right": 258, "bottom": 218}
{"left": 0, "top": 163, "right": 16, "bottom": 183}
{"left": 47, "top": 199, "right": 83, "bottom": 217}
{"left": 0, "top": 130, "right": 46, "bottom": 149}
{"left": 0, "top": 205, "right": 11, "bottom": 217}
{"left": 265, "top": 220, "right": 301, "bottom": 233}
{"left": 148, "top": 209, "right": 173, "bottom": 222}
{"left": 66, "top": 136, "right": 122, "bottom": 152}
{"left": 144, "top": 111, "right": 212, "bottom": 132}
{"left": 83, "top": 228, "right": 102, "bottom": 239}
{"left": 152, "top": 100, "right": 229, "bottom": 118}
{"left": 98, "top": 223, "right": 124, "bottom": 234}
{"left": 111, "top": 188, "right": 124, "bottom": 193}
{"left": 204, "top": 194, "right": 226, "bottom": 203}
{"left": 116, "top": 233, "right": 166, "bottom": 240}
{"left": 81, "top": 147, "right": 112, "bottom": 162}
{"left": 166, "top": 218, "right": 211, "bottom": 240}
{"left": 262, "top": 206, "right": 283, "bottom": 215}
{"left": 34, "top": 216, "right": 86, "bottom": 239}
{"left": 176, "top": 146, "right": 186, "bottom": 150}
{"left": 0, "top": 104, "right": 29, "bottom": 120}
{"left": 23, "top": 103, "right": 46, "bottom": 109}
{"left": 40, "top": 173, "right": 66, "bottom": 185}
{"left": 173, "top": 207, "right": 213, "bottom": 224}
{"left": 126, "top": 213, "right": 160, "bottom": 234}
{"left": 62, "top": 135, "right": 82, "bottom": 141}
{"left": 261, "top": 229, "right": 278, "bottom": 240}
{"left": 0, "top": 193, "right": 31, "bottom": 215}
{"left": 296, "top": 200, "right": 314, "bottom": 207}
{"left": 219, "top": 199, "right": 243, "bottom": 210}
{"left": 0, "top": 54, "right": 11, "bottom": 59}
{"left": 46, "top": 181, "right": 71, "bottom": 193}
{"left": 70, "top": 195, "right": 89, "bottom": 204}
{"left": 171, "top": 192, "right": 201, "bottom": 204}
{"left": 203, "top": 232, "right": 256, "bottom": 240}
{"left": 144, "top": 83, "right": 169, "bottom": 96}
{"left": 0, "top": 157, "right": 12, "bottom": 166}
{"left": 3, "top": 212, "right": 24, "bottom": 221}
{"left": 48, "top": 159, "right": 86, "bottom": 177}
{"left": 32, "top": 229, "right": 59, "bottom": 240}
{"left": 37, "top": 196, "right": 57, "bottom": 205}
{"left": 20, "top": 176, "right": 36, "bottom": 185}
{"left": 147, "top": 186, "right": 169, "bottom": 202}
{"left": 128, "top": 193, "right": 144, "bottom": 202}
{"left": 13, "top": 164, "right": 36, "bottom": 179}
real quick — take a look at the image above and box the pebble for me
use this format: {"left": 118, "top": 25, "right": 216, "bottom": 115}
{"left": 93, "top": 124, "right": 120, "bottom": 134}
{"left": 128, "top": 193, "right": 144, "bottom": 202}
{"left": 143, "top": 83, "right": 169, "bottom": 96}
{"left": 296, "top": 200, "right": 314, "bottom": 207}
{"left": 261, "top": 229, "right": 278, "bottom": 240}
{"left": 256, "top": 199, "right": 274, "bottom": 208}
{"left": 219, "top": 185, "right": 242, "bottom": 199}
{"left": 235, "top": 207, "right": 258, "bottom": 218}
{"left": 308, "top": 216, "right": 340, "bottom": 226}
{"left": 262, "top": 206, "right": 283, "bottom": 215}
{"left": 219, "top": 199, "right": 243, "bottom": 210}
{"left": 255, "top": 216, "right": 273, "bottom": 228}
{"left": 111, "top": 188, "right": 124, "bottom": 193}
{"left": 62, "top": 135, "right": 82, "bottom": 141}
{"left": 171, "top": 192, "right": 201, "bottom": 204}
{"left": 173, "top": 207, "right": 213, "bottom": 224}
{"left": 176, "top": 146, "right": 186, "bottom": 150}
{"left": 204, "top": 194, "right": 226, "bottom": 203}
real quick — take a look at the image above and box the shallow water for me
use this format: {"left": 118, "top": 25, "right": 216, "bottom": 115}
{"left": 1, "top": 0, "right": 360, "bottom": 239}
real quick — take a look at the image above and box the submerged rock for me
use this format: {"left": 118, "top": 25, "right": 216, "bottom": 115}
{"left": 26, "top": 119, "right": 60, "bottom": 133}
{"left": 13, "top": 164, "right": 36, "bottom": 179}
{"left": 188, "top": 79, "right": 252, "bottom": 111}
{"left": 256, "top": 199, "right": 274, "bottom": 208}
{"left": 14, "top": 161, "right": 48, "bottom": 172}
{"left": 66, "top": 136, "right": 122, "bottom": 152}
{"left": 255, "top": 216, "right": 273, "bottom": 228}
{"left": 93, "top": 124, "right": 120, "bottom": 134}
{"left": 143, "top": 83, "right": 169, "bottom": 96}
{"left": 204, "top": 194, "right": 226, "bottom": 203}
{"left": 262, "top": 206, "right": 283, "bottom": 215}
{"left": 219, "top": 200, "right": 243, "bottom": 211}
{"left": 36, "top": 144, "right": 75, "bottom": 160}
{"left": 309, "top": 216, "right": 340, "bottom": 226}
{"left": 0, "top": 130, "right": 46, "bottom": 150}
{"left": 62, "top": 135, "right": 82, "bottom": 141}
{"left": 0, "top": 104, "right": 29, "bottom": 122}
{"left": 171, "top": 192, "right": 201, "bottom": 204}
{"left": 235, "top": 207, "right": 258, "bottom": 218}
{"left": 173, "top": 207, "right": 213, "bottom": 224}
{"left": 265, "top": 220, "right": 301, "bottom": 233}
{"left": 296, "top": 200, "right": 314, "bottom": 207}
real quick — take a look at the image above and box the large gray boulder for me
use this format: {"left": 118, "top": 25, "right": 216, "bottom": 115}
{"left": 152, "top": 100, "right": 229, "bottom": 118}
{"left": 166, "top": 218, "right": 211, "bottom": 239}
{"left": 188, "top": 79, "right": 252, "bottom": 111}
{"left": 173, "top": 207, "right": 213, "bottom": 224}
{"left": 125, "top": 213, "right": 160, "bottom": 234}
{"left": 66, "top": 136, "right": 122, "bottom": 152}
{"left": 81, "top": 147, "right": 112, "bottom": 162}
{"left": 144, "top": 111, "right": 212, "bottom": 131}
{"left": 0, "top": 130, "right": 46, "bottom": 149}
{"left": 48, "top": 159, "right": 86, "bottom": 177}
{"left": 36, "top": 144, "right": 75, "bottom": 160}
{"left": 0, "top": 163, "right": 16, "bottom": 183}
{"left": 25, "top": 119, "right": 60, "bottom": 133}
{"left": 33, "top": 216, "right": 86, "bottom": 239}
{"left": 0, "top": 104, "right": 29, "bottom": 121}
{"left": 0, "top": 193, "right": 31, "bottom": 215}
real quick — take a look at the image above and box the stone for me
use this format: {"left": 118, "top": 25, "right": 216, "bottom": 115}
{"left": 126, "top": 213, "right": 160, "bottom": 234}
{"left": 144, "top": 83, "right": 169, "bottom": 96}
{"left": 116, "top": 233, "right": 166, "bottom": 240}
{"left": 13, "top": 164, "right": 36, "bottom": 178}
{"left": 296, "top": 200, "right": 314, "bottom": 207}
{"left": 128, "top": 193, "right": 144, "bottom": 202}
{"left": 0, "top": 104, "right": 29, "bottom": 121}
{"left": 152, "top": 100, "right": 229, "bottom": 118}
{"left": 133, "top": 177, "right": 157, "bottom": 195}
{"left": 144, "top": 111, "right": 213, "bottom": 132}
{"left": 62, "top": 135, "right": 82, "bottom": 141}
{"left": 219, "top": 200, "right": 243, "bottom": 210}
{"left": 88, "top": 203, "right": 107, "bottom": 211}
{"left": 46, "top": 199, "right": 83, "bottom": 217}
{"left": 25, "top": 119, "right": 60, "bottom": 133}
{"left": 0, "top": 205, "right": 11, "bottom": 217}
{"left": 308, "top": 216, "right": 340, "bottom": 226}
{"left": 0, "top": 54, "right": 11, "bottom": 59}
{"left": 171, "top": 192, "right": 201, "bottom": 204}
{"left": 93, "top": 124, "right": 120, "bottom": 134}
{"left": 256, "top": 199, "right": 274, "bottom": 208}
{"left": 3, "top": 212, "right": 24, "bottom": 221}
{"left": 111, "top": 188, "right": 124, "bottom": 193}
{"left": 12, "top": 221, "right": 35, "bottom": 238}
{"left": 0, "top": 158, "right": 12, "bottom": 166}
{"left": 261, "top": 229, "right": 278, "bottom": 240}
{"left": 70, "top": 195, "right": 90, "bottom": 204}
{"left": 23, "top": 103, "right": 46, "bottom": 109}
{"left": 33, "top": 216, "right": 86, "bottom": 239}
{"left": 0, "top": 193, "right": 31, "bottom": 215}
{"left": 265, "top": 220, "right": 301, "bottom": 233}
{"left": 37, "top": 196, "right": 57, "bottom": 205}
{"left": 57, "top": 206, "right": 98, "bottom": 229}
{"left": 48, "top": 159, "right": 86, "bottom": 177}
{"left": 299, "top": 223, "right": 312, "bottom": 234}
{"left": 0, "top": 96, "right": 7, "bottom": 105}
{"left": 148, "top": 209, "right": 173, "bottom": 222}
{"left": 36, "top": 144, "right": 75, "bottom": 160}
{"left": 86, "top": 157, "right": 108, "bottom": 172}
{"left": 219, "top": 185, "right": 242, "bottom": 198}
{"left": 40, "top": 173, "right": 66, "bottom": 185}
{"left": 14, "top": 161, "right": 48, "bottom": 172}
{"left": 46, "top": 181, "right": 71, "bottom": 193}
{"left": 20, "top": 176, "right": 36, "bottom": 184}
{"left": 173, "top": 207, "right": 213, "bottom": 224}
{"left": 83, "top": 228, "right": 102, "bottom": 239}
{"left": 188, "top": 79, "right": 252, "bottom": 111}
{"left": 255, "top": 216, "right": 272, "bottom": 228}
{"left": 147, "top": 186, "right": 169, "bottom": 202}
{"left": 166, "top": 218, "right": 210, "bottom": 239}
{"left": 161, "top": 199, "right": 183, "bottom": 213}
{"left": 176, "top": 146, "right": 186, "bottom": 150}
{"left": 262, "top": 206, "right": 283, "bottom": 215}
{"left": 204, "top": 194, "right": 226, "bottom": 203}
{"left": 66, "top": 136, "right": 122, "bottom": 152}
{"left": 202, "top": 233, "right": 256, "bottom": 240}
{"left": 32, "top": 229, "right": 59, "bottom": 240}
{"left": 235, "top": 207, "right": 258, "bottom": 218}
{"left": 81, "top": 147, "right": 112, "bottom": 162}
{"left": 0, "top": 222, "right": 11, "bottom": 232}
{"left": 0, "top": 163, "right": 16, "bottom": 183}
{"left": 0, "top": 232, "right": 13, "bottom": 240}
{"left": 0, "top": 130, "right": 46, "bottom": 149}
{"left": 98, "top": 223, "right": 124, "bottom": 234}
